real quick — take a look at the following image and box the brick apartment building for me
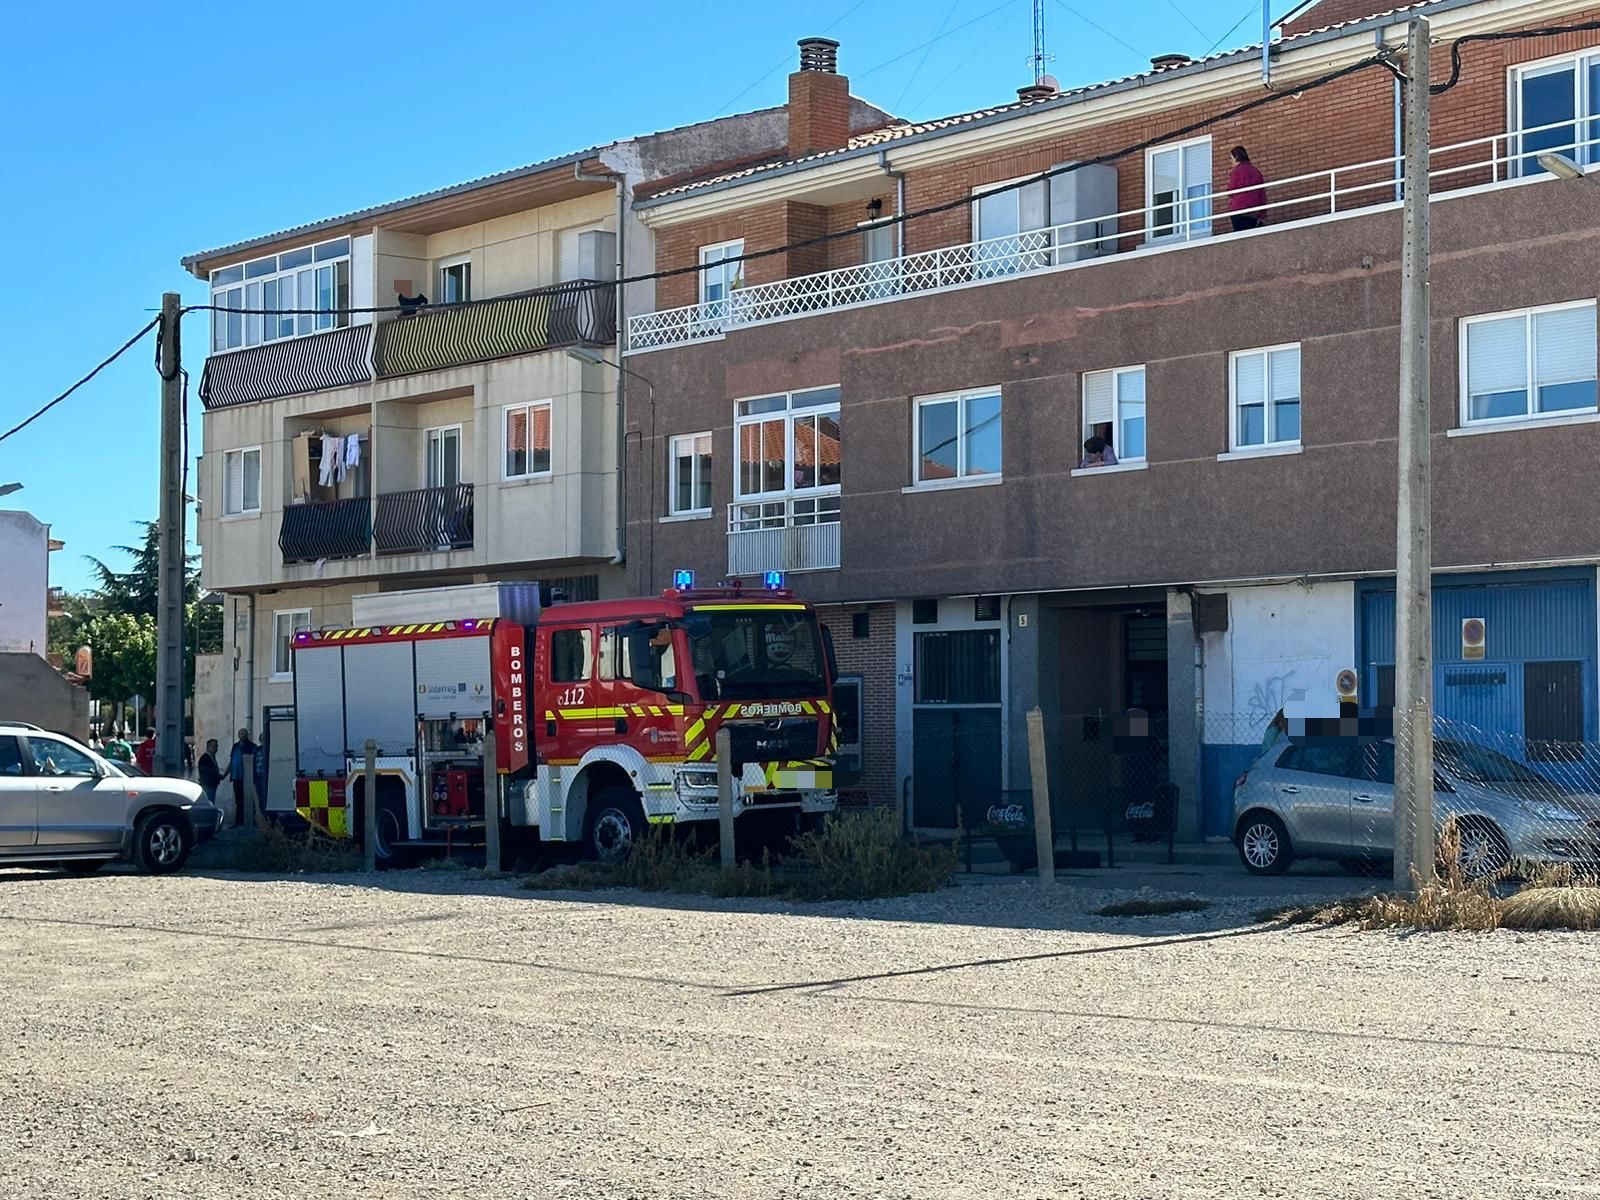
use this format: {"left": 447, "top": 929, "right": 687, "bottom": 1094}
{"left": 621, "top": 0, "right": 1600, "bottom": 840}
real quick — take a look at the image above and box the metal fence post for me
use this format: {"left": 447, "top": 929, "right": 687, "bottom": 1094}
{"left": 363, "top": 739, "right": 377, "bottom": 873}
{"left": 716, "top": 727, "right": 735, "bottom": 870}
{"left": 1026, "top": 707, "right": 1055, "bottom": 883}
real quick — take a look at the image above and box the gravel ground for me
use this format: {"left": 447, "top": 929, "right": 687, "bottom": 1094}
{"left": 0, "top": 865, "right": 1596, "bottom": 1199}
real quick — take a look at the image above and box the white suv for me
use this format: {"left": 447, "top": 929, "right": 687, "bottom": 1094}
{"left": 0, "top": 724, "right": 219, "bottom": 874}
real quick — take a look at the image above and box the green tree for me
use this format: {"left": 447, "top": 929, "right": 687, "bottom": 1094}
{"left": 47, "top": 592, "right": 96, "bottom": 668}
{"left": 87, "top": 521, "right": 198, "bottom": 621}
{"left": 81, "top": 612, "right": 156, "bottom": 732}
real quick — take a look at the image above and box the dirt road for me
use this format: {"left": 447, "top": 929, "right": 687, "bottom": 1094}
{"left": 0, "top": 869, "right": 1594, "bottom": 1198}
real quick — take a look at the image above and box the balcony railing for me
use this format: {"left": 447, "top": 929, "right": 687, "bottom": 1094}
{"left": 375, "top": 484, "right": 475, "bottom": 555}
{"left": 374, "top": 280, "right": 615, "bottom": 378}
{"left": 279, "top": 497, "right": 371, "bottom": 564}
{"left": 629, "top": 120, "right": 1594, "bottom": 352}
{"left": 199, "top": 324, "right": 374, "bottom": 410}
{"left": 727, "top": 495, "right": 841, "bottom": 575}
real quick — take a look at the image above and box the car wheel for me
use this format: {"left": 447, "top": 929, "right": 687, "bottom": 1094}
{"left": 1450, "top": 819, "right": 1511, "bottom": 882}
{"left": 134, "top": 811, "right": 192, "bottom": 875}
{"left": 374, "top": 796, "right": 409, "bottom": 868}
{"left": 585, "top": 787, "right": 646, "bottom": 865}
{"left": 1238, "top": 812, "right": 1293, "bottom": 875}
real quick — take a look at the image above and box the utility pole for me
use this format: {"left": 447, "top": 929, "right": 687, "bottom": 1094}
{"left": 155, "top": 292, "right": 186, "bottom": 779}
{"left": 1393, "top": 16, "right": 1435, "bottom": 892}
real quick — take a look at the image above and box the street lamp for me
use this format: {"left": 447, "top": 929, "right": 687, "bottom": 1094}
{"left": 564, "top": 347, "right": 658, "bottom": 586}
{"left": 1536, "top": 152, "right": 1596, "bottom": 182}
{"left": 0, "top": 482, "right": 21, "bottom": 498}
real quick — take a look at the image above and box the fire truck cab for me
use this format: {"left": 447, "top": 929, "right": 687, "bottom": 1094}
{"left": 289, "top": 580, "right": 838, "bottom": 864}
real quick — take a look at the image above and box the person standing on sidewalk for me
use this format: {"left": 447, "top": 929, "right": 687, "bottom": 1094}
{"left": 227, "top": 728, "right": 260, "bottom": 828}
{"left": 197, "top": 739, "right": 223, "bottom": 807}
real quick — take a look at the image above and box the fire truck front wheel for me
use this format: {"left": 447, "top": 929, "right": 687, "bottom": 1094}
{"left": 585, "top": 787, "right": 647, "bottom": 865}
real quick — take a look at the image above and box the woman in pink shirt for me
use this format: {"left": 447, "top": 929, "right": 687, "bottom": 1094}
{"left": 1228, "top": 145, "right": 1268, "bottom": 232}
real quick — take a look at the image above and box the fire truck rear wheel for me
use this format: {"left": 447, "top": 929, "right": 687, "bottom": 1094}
{"left": 585, "top": 787, "right": 646, "bottom": 865}
{"left": 374, "top": 797, "right": 408, "bottom": 867}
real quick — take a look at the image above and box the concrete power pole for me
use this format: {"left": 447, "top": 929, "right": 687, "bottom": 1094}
{"left": 155, "top": 292, "right": 186, "bottom": 779}
{"left": 1393, "top": 16, "right": 1435, "bottom": 892}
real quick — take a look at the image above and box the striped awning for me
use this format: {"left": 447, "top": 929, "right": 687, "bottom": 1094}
{"left": 374, "top": 281, "right": 614, "bottom": 378}
{"left": 199, "top": 325, "right": 374, "bottom": 410}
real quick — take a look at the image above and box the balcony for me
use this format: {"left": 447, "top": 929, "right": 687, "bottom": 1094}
{"left": 199, "top": 324, "right": 374, "bottom": 410}
{"left": 374, "top": 280, "right": 615, "bottom": 378}
{"left": 375, "top": 484, "right": 475, "bottom": 555}
{"left": 727, "top": 495, "right": 841, "bottom": 576}
{"left": 628, "top": 121, "right": 1578, "bottom": 353}
{"left": 279, "top": 497, "right": 371, "bottom": 564}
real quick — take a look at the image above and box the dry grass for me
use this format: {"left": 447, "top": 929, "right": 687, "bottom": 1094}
{"left": 1499, "top": 886, "right": 1600, "bottom": 931}
{"left": 219, "top": 824, "right": 364, "bottom": 874}
{"left": 1095, "top": 897, "right": 1212, "bottom": 918}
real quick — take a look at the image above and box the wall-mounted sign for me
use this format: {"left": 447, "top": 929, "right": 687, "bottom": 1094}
{"left": 1335, "top": 668, "right": 1358, "bottom": 700}
{"left": 1462, "top": 617, "right": 1487, "bottom": 661}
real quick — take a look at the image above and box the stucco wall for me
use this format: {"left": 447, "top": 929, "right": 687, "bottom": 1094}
{"left": 0, "top": 511, "right": 49, "bottom": 656}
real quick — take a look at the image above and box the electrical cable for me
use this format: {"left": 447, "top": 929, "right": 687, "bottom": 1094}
{"left": 0, "top": 316, "right": 161, "bottom": 446}
{"left": 906, "top": 5, "right": 1019, "bottom": 114}
{"left": 1052, "top": 0, "right": 1151, "bottom": 61}
{"left": 707, "top": 0, "right": 876, "bottom": 119}
{"left": 852, "top": 0, "right": 1022, "bottom": 80}
{"left": 1429, "top": 19, "right": 1600, "bottom": 94}
{"left": 1204, "top": 0, "right": 1263, "bottom": 56}
{"left": 892, "top": 0, "right": 966, "bottom": 113}
{"left": 1164, "top": 0, "right": 1216, "bottom": 46}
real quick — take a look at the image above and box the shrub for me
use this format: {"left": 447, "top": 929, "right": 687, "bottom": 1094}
{"left": 1499, "top": 886, "right": 1600, "bottom": 931}
{"left": 1095, "top": 897, "right": 1211, "bottom": 918}
{"left": 222, "top": 824, "right": 363, "bottom": 874}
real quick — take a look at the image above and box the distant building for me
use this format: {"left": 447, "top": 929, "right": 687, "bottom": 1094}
{"left": 0, "top": 508, "right": 87, "bottom": 737}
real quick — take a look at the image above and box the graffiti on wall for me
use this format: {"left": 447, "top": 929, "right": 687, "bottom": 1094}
{"left": 1239, "top": 658, "right": 1330, "bottom": 730}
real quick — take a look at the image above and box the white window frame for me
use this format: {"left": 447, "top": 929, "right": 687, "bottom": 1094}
{"left": 437, "top": 255, "right": 472, "bottom": 305}
{"left": 1228, "top": 343, "right": 1302, "bottom": 452}
{"left": 911, "top": 388, "right": 1004, "bottom": 488}
{"left": 970, "top": 176, "right": 1052, "bottom": 275}
{"left": 1145, "top": 136, "right": 1213, "bottom": 243}
{"left": 1081, "top": 366, "right": 1147, "bottom": 463}
{"left": 424, "top": 424, "right": 463, "bottom": 490}
{"left": 733, "top": 388, "right": 841, "bottom": 502}
{"left": 271, "top": 609, "right": 311, "bottom": 680}
{"left": 502, "top": 400, "right": 553, "bottom": 481}
{"left": 1458, "top": 299, "right": 1598, "bottom": 428}
{"left": 208, "top": 236, "right": 352, "bottom": 353}
{"left": 669, "top": 431, "right": 714, "bottom": 516}
{"left": 698, "top": 240, "right": 745, "bottom": 310}
{"left": 1508, "top": 48, "right": 1600, "bottom": 178}
{"left": 222, "top": 447, "right": 262, "bottom": 516}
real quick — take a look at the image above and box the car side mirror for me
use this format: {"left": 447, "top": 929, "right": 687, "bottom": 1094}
{"left": 627, "top": 627, "right": 661, "bottom": 691}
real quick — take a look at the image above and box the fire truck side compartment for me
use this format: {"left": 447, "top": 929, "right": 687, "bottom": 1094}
{"left": 342, "top": 640, "right": 417, "bottom": 757}
{"left": 294, "top": 643, "right": 347, "bottom": 777}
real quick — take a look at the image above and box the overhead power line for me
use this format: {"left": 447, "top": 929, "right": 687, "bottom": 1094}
{"left": 1052, "top": 0, "right": 1150, "bottom": 62}
{"left": 0, "top": 316, "right": 161, "bottom": 446}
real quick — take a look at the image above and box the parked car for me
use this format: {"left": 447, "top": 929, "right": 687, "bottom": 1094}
{"left": 0, "top": 723, "right": 220, "bottom": 874}
{"left": 1232, "top": 736, "right": 1600, "bottom": 879}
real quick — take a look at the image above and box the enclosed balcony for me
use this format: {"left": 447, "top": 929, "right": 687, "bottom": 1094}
{"left": 374, "top": 280, "right": 615, "bottom": 378}
{"left": 727, "top": 495, "right": 841, "bottom": 576}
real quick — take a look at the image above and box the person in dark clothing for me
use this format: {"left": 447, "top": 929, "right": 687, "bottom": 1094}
{"left": 197, "top": 739, "right": 223, "bottom": 806}
{"left": 228, "top": 728, "right": 260, "bottom": 828}
{"left": 1228, "top": 145, "right": 1268, "bottom": 233}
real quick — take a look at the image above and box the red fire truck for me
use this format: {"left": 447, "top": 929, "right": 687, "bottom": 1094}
{"left": 290, "top": 578, "right": 838, "bottom": 863}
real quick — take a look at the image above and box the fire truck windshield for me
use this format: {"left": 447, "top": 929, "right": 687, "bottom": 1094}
{"left": 687, "top": 608, "right": 826, "bottom": 701}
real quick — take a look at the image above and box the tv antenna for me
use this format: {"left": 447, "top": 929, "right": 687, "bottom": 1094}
{"left": 1029, "top": 0, "right": 1054, "bottom": 82}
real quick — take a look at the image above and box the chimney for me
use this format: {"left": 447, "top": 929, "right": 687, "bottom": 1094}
{"left": 1149, "top": 52, "right": 1193, "bottom": 72}
{"left": 1017, "top": 74, "right": 1061, "bottom": 102}
{"left": 788, "top": 37, "right": 851, "bottom": 159}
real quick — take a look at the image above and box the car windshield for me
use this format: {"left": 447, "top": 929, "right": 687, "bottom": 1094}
{"left": 1436, "top": 739, "right": 1549, "bottom": 785}
{"left": 688, "top": 608, "right": 827, "bottom": 700}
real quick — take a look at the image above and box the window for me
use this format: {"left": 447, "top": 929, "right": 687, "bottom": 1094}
{"left": 699, "top": 240, "right": 745, "bottom": 318}
{"left": 669, "top": 432, "right": 713, "bottom": 515}
{"left": 1082, "top": 366, "right": 1147, "bottom": 462}
{"left": 861, "top": 220, "right": 896, "bottom": 263}
{"left": 911, "top": 599, "right": 939, "bottom": 625}
{"left": 972, "top": 178, "right": 1051, "bottom": 275}
{"left": 915, "top": 630, "right": 1002, "bottom": 704}
{"left": 0, "top": 734, "right": 24, "bottom": 776}
{"left": 1277, "top": 741, "right": 1359, "bottom": 778}
{"left": 504, "top": 401, "right": 553, "bottom": 479}
{"left": 603, "top": 625, "right": 679, "bottom": 690}
{"left": 1461, "top": 301, "right": 1597, "bottom": 425}
{"left": 913, "top": 389, "right": 1002, "bottom": 485}
{"left": 28, "top": 736, "right": 98, "bottom": 778}
{"left": 550, "top": 629, "right": 593, "bottom": 682}
{"left": 438, "top": 257, "right": 471, "bottom": 304}
{"left": 735, "top": 387, "right": 841, "bottom": 497}
{"left": 1511, "top": 51, "right": 1600, "bottom": 176}
{"left": 1229, "top": 344, "right": 1301, "bottom": 451}
{"left": 223, "top": 447, "right": 261, "bottom": 515}
{"left": 209, "top": 236, "right": 352, "bottom": 352}
{"left": 272, "top": 610, "right": 311, "bottom": 679}
{"left": 425, "top": 425, "right": 462, "bottom": 489}
{"left": 1146, "top": 138, "right": 1212, "bottom": 242}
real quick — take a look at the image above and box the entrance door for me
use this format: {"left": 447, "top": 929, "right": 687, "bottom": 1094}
{"left": 911, "top": 628, "right": 1002, "bottom": 828}
{"left": 1352, "top": 740, "right": 1397, "bottom": 855}
{"left": 0, "top": 734, "right": 35, "bottom": 848}
{"left": 1526, "top": 660, "right": 1585, "bottom": 762}
{"left": 425, "top": 426, "right": 461, "bottom": 489}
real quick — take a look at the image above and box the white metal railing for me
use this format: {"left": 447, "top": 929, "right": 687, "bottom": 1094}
{"left": 727, "top": 494, "right": 842, "bottom": 575}
{"left": 628, "top": 120, "right": 1600, "bottom": 352}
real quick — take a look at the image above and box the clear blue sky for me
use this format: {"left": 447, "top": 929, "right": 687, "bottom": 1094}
{"left": 0, "top": 0, "right": 1272, "bottom": 592}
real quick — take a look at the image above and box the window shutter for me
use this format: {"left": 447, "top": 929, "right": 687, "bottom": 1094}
{"left": 1467, "top": 315, "right": 1528, "bottom": 396}
{"left": 1020, "top": 180, "right": 1049, "bottom": 233}
{"left": 1083, "top": 371, "right": 1115, "bottom": 431}
{"left": 1534, "top": 305, "right": 1596, "bottom": 385}
{"left": 1268, "top": 347, "right": 1301, "bottom": 400}
{"left": 1181, "top": 141, "right": 1211, "bottom": 188}
{"left": 1233, "top": 353, "right": 1266, "bottom": 407}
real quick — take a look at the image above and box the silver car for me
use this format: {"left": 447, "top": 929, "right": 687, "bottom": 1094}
{"left": 1232, "top": 735, "right": 1600, "bottom": 879}
{"left": 0, "top": 723, "right": 218, "bottom": 874}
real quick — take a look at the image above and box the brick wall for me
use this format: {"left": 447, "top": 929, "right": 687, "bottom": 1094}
{"left": 647, "top": 12, "right": 1600, "bottom": 288}
{"left": 789, "top": 70, "right": 852, "bottom": 158}
{"left": 1283, "top": 0, "right": 1400, "bottom": 35}
{"left": 817, "top": 602, "right": 897, "bottom": 808}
